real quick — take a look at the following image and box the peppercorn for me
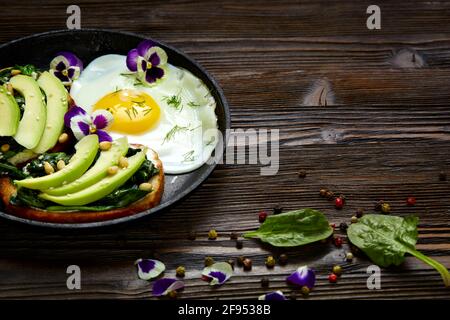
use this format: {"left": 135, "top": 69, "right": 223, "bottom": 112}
{"left": 168, "top": 290, "right": 178, "bottom": 299}
{"left": 319, "top": 188, "right": 328, "bottom": 197}
{"left": 301, "top": 286, "right": 310, "bottom": 296}
{"left": 204, "top": 256, "right": 214, "bottom": 267}
{"left": 351, "top": 216, "right": 358, "bottom": 224}
{"left": 346, "top": 252, "right": 354, "bottom": 261}
{"left": 278, "top": 254, "right": 288, "bottom": 265}
{"left": 406, "top": 197, "right": 416, "bottom": 206}
{"left": 332, "top": 265, "right": 342, "bottom": 276}
{"left": 243, "top": 258, "right": 252, "bottom": 271}
{"left": 334, "top": 197, "right": 344, "bottom": 209}
{"left": 236, "top": 240, "right": 243, "bottom": 249}
{"left": 356, "top": 208, "right": 364, "bottom": 218}
{"left": 439, "top": 171, "right": 447, "bottom": 181}
{"left": 227, "top": 259, "right": 235, "bottom": 269}
{"left": 381, "top": 202, "right": 391, "bottom": 214}
{"left": 326, "top": 190, "right": 335, "bottom": 200}
{"left": 334, "top": 236, "right": 343, "bottom": 247}
{"left": 375, "top": 200, "right": 384, "bottom": 211}
{"left": 339, "top": 222, "right": 348, "bottom": 232}
{"left": 273, "top": 204, "right": 283, "bottom": 215}
{"left": 176, "top": 266, "right": 185, "bottom": 278}
{"left": 328, "top": 273, "right": 338, "bottom": 283}
{"left": 258, "top": 210, "right": 268, "bottom": 223}
{"left": 237, "top": 256, "right": 245, "bottom": 266}
{"left": 230, "top": 232, "right": 238, "bottom": 240}
{"left": 298, "top": 170, "right": 307, "bottom": 178}
{"left": 208, "top": 229, "right": 218, "bottom": 240}
{"left": 289, "top": 291, "right": 297, "bottom": 300}
{"left": 188, "top": 231, "right": 196, "bottom": 240}
{"left": 261, "top": 277, "right": 270, "bottom": 288}
{"left": 265, "top": 255, "right": 276, "bottom": 268}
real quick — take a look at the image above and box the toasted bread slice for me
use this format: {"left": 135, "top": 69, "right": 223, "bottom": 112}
{"left": 0, "top": 147, "right": 164, "bottom": 223}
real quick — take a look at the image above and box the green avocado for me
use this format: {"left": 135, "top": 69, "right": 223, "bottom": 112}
{"left": 40, "top": 148, "right": 147, "bottom": 206}
{"left": 10, "top": 75, "right": 46, "bottom": 149}
{"left": 15, "top": 135, "right": 99, "bottom": 190}
{"left": 45, "top": 136, "right": 129, "bottom": 196}
{"left": 33, "top": 71, "right": 69, "bottom": 154}
{"left": 0, "top": 86, "right": 20, "bottom": 136}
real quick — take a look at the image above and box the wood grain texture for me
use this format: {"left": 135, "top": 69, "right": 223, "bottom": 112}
{"left": 0, "top": 0, "right": 450, "bottom": 300}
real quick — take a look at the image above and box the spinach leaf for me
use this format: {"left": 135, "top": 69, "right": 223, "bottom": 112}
{"left": 25, "top": 152, "right": 71, "bottom": 177}
{"left": 244, "top": 209, "right": 333, "bottom": 247}
{"left": 13, "top": 64, "right": 38, "bottom": 76}
{"left": 10, "top": 188, "right": 46, "bottom": 208}
{"left": 348, "top": 214, "right": 450, "bottom": 287}
{"left": 0, "top": 162, "right": 27, "bottom": 179}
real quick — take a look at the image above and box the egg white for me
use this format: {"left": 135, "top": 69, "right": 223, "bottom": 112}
{"left": 70, "top": 54, "right": 219, "bottom": 174}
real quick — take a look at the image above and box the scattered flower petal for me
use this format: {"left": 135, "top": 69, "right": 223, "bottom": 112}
{"left": 202, "top": 262, "right": 233, "bottom": 286}
{"left": 152, "top": 278, "right": 184, "bottom": 297}
{"left": 258, "top": 290, "right": 287, "bottom": 301}
{"left": 286, "top": 265, "right": 316, "bottom": 289}
{"left": 135, "top": 259, "right": 166, "bottom": 280}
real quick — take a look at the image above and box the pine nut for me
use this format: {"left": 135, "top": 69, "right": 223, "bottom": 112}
{"left": 58, "top": 133, "right": 69, "bottom": 144}
{"left": 139, "top": 183, "right": 152, "bottom": 192}
{"left": 44, "top": 162, "right": 55, "bottom": 175}
{"left": 118, "top": 156, "right": 129, "bottom": 168}
{"left": 10, "top": 69, "right": 21, "bottom": 76}
{"left": 107, "top": 166, "right": 119, "bottom": 176}
{"left": 99, "top": 141, "right": 112, "bottom": 151}
{"left": 0, "top": 144, "right": 10, "bottom": 152}
{"left": 57, "top": 160, "right": 66, "bottom": 171}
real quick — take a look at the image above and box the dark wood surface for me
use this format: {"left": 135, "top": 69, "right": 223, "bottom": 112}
{"left": 1, "top": 0, "right": 450, "bottom": 299}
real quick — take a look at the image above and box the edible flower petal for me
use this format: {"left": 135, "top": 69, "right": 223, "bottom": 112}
{"left": 49, "top": 51, "right": 83, "bottom": 85}
{"left": 66, "top": 106, "right": 114, "bottom": 142}
{"left": 135, "top": 259, "right": 166, "bottom": 280}
{"left": 258, "top": 290, "right": 287, "bottom": 301}
{"left": 152, "top": 278, "right": 184, "bottom": 297}
{"left": 201, "top": 262, "right": 233, "bottom": 286}
{"left": 126, "top": 39, "right": 168, "bottom": 85}
{"left": 286, "top": 265, "right": 316, "bottom": 289}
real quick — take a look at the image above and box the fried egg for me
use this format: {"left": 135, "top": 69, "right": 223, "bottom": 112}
{"left": 70, "top": 54, "right": 219, "bottom": 174}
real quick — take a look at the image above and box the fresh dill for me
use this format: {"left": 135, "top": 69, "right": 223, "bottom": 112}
{"left": 163, "top": 125, "right": 189, "bottom": 144}
{"left": 163, "top": 92, "right": 182, "bottom": 110}
{"left": 187, "top": 101, "right": 200, "bottom": 108}
{"left": 182, "top": 150, "right": 195, "bottom": 162}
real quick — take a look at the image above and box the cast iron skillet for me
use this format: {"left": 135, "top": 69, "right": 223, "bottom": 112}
{"left": 0, "top": 29, "right": 230, "bottom": 228}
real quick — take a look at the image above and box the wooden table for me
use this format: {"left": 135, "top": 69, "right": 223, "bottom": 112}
{"left": 1, "top": 0, "right": 450, "bottom": 300}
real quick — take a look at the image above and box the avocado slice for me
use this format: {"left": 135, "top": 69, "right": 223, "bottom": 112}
{"left": 33, "top": 72, "right": 69, "bottom": 154}
{"left": 40, "top": 148, "right": 147, "bottom": 206}
{"left": 0, "top": 86, "right": 20, "bottom": 136}
{"left": 15, "top": 135, "right": 99, "bottom": 190}
{"left": 10, "top": 75, "right": 46, "bottom": 149}
{"left": 45, "top": 136, "right": 129, "bottom": 196}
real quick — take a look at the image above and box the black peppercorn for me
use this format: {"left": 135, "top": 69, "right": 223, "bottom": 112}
{"left": 374, "top": 200, "right": 384, "bottom": 211}
{"left": 243, "top": 258, "right": 252, "bottom": 271}
{"left": 278, "top": 253, "right": 288, "bottom": 265}
{"left": 319, "top": 189, "right": 328, "bottom": 197}
{"left": 289, "top": 291, "right": 297, "bottom": 300}
{"left": 261, "top": 277, "right": 270, "bottom": 288}
{"left": 326, "top": 191, "right": 335, "bottom": 200}
{"left": 339, "top": 222, "right": 348, "bottom": 232}
{"left": 237, "top": 256, "right": 245, "bottom": 266}
{"left": 298, "top": 170, "right": 307, "bottom": 178}
{"left": 236, "top": 240, "right": 243, "bottom": 249}
{"left": 230, "top": 232, "right": 238, "bottom": 240}
{"left": 273, "top": 204, "right": 283, "bottom": 215}
{"left": 356, "top": 208, "right": 364, "bottom": 218}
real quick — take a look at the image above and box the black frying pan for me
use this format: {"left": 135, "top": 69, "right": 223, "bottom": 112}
{"left": 0, "top": 29, "right": 230, "bottom": 228}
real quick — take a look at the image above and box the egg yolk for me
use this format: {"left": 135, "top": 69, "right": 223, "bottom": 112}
{"left": 93, "top": 89, "right": 160, "bottom": 134}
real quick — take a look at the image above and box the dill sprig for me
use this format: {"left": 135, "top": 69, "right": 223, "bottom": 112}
{"left": 163, "top": 125, "right": 189, "bottom": 144}
{"left": 187, "top": 101, "right": 200, "bottom": 108}
{"left": 163, "top": 92, "right": 182, "bottom": 110}
{"left": 182, "top": 150, "right": 195, "bottom": 162}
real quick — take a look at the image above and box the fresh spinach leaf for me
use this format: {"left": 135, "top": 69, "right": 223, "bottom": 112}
{"left": 25, "top": 152, "right": 71, "bottom": 177}
{"left": 244, "top": 209, "right": 333, "bottom": 247}
{"left": 0, "top": 162, "right": 27, "bottom": 179}
{"left": 10, "top": 188, "right": 46, "bottom": 208}
{"left": 348, "top": 214, "right": 450, "bottom": 287}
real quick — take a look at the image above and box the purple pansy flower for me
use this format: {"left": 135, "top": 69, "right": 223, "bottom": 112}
{"left": 135, "top": 259, "right": 166, "bottom": 281}
{"left": 258, "top": 290, "right": 287, "bottom": 301}
{"left": 202, "top": 262, "right": 233, "bottom": 286}
{"left": 64, "top": 106, "right": 114, "bottom": 143}
{"left": 126, "top": 40, "right": 168, "bottom": 85}
{"left": 152, "top": 278, "right": 185, "bottom": 297}
{"left": 286, "top": 265, "right": 316, "bottom": 289}
{"left": 49, "top": 52, "right": 83, "bottom": 85}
